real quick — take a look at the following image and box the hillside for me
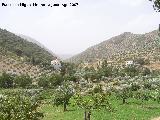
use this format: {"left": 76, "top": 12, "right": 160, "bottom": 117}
{"left": 0, "top": 28, "right": 57, "bottom": 77}
{"left": 0, "top": 28, "right": 57, "bottom": 65}
{"left": 67, "top": 30, "right": 160, "bottom": 68}
{"left": 18, "top": 34, "right": 57, "bottom": 57}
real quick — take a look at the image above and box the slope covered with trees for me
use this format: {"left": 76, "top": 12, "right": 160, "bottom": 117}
{"left": 67, "top": 30, "right": 160, "bottom": 68}
{"left": 0, "top": 28, "right": 56, "bottom": 66}
{"left": 0, "top": 28, "right": 58, "bottom": 78}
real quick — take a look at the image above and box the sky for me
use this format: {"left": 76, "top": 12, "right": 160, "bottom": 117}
{"left": 0, "top": 0, "right": 160, "bottom": 56}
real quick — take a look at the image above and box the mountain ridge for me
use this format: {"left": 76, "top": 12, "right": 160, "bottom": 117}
{"left": 18, "top": 34, "right": 57, "bottom": 57}
{"left": 66, "top": 30, "right": 160, "bottom": 66}
{"left": 0, "top": 28, "right": 57, "bottom": 77}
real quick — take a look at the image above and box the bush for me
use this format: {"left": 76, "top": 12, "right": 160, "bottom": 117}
{"left": 0, "top": 91, "right": 44, "bottom": 120}
{"left": 0, "top": 72, "right": 14, "bottom": 88}
{"left": 38, "top": 75, "right": 50, "bottom": 89}
{"left": 14, "top": 74, "right": 32, "bottom": 88}
{"left": 93, "top": 85, "right": 103, "bottom": 93}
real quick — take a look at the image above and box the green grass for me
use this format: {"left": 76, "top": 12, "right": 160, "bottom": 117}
{"left": 1, "top": 89, "right": 160, "bottom": 120}
{"left": 41, "top": 98, "right": 160, "bottom": 120}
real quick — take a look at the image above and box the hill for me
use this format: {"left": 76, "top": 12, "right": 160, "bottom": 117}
{"left": 0, "top": 28, "right": 57, "bottom": 65}
{"left": 67, "top": 30, "right": 160, "bottom": 68}
{"left": 18, "top": 34, "right": 57, "bottom": 57}
{"left": 0, "top": 28, "right": 57, "bottom": 77}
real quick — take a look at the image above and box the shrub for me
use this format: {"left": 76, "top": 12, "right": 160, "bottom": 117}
{"left": 0, "top": 91, "right": 44, "bottom": 120}
{"left": 0, "top": 72, "right": 14, "bottom": 88}
{"left": 14, "top": 74, "right": 32, "bottom": 88}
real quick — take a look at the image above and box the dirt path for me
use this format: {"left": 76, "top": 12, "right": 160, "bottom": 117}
{"left": 151, "top": 117, "right": 160, "bottom": 120}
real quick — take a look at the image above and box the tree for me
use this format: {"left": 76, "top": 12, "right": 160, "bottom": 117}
{"left": 53, "top": 81, "right": 74, "bottom": 112}
{"left": 123, "top": 66, "right": 139, "bottom": 77}
{"left": 0, "top": 91, "right": 43, "bottom": 120}
{"left": 149, "top": 0, "right": 160, "bottom": 12}
{"left": 116, "top": 87, "right": 133, "bottom": 104}
{"left": 142, "top": 67, "right": 151, "bottom": 76}
{"left": 134, "top": 89, "right": 151, "bottom": 104}
{"left": 38, "top": 75, "right": 50, "bottom": 88}
{"left": 0, "top": 72, "right": 14, "bottom": 88}
{"left": 73, "top": 92, "right": 112, "bottom": 120}
{"left": 63, "top": 74, "right": 77, "bottom": 82}
{"left": 14, "top": 75, "right": 32, "bottom": 88}
{"left": 135, "top": 58, "right": 145, "bottom": 65}
{"left": 49, "top": 74, "right": 63, "bottom": 87}
{"left": 15, "top": 48, "right": 23, "bottom": 56}
{"left": 97, "top": 60, "right": 113, "bottom": 77}
{"left": 60, "top": 62, "right": 76, "bottom": 76}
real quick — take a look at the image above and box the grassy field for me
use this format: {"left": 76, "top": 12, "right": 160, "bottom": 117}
{"left": 1, "top": 89, "right": 160, "bottom": 120}
{"left": 41, "top": 98, "right": 160, "bottom": 120}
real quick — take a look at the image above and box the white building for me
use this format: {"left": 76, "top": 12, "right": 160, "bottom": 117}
{"left": 125, "top": 60, "right": 134, "bottom": 66}
{"left": 51, "top": 59, "right": 61, "bottom": 70}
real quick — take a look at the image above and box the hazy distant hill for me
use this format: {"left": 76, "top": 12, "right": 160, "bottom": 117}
{"left": 58, "top": 54, "right": 73, "bottom": 60}
{"left": 18, "top": 34, "right": 57, "bottom": 57}
{"left": 0, "top": 28, "right": 57, "bottom": 77}
{"left": 0, "top": 28, "right": 57, "bottom": 65}
{"left": 67, "top": 30, "right": 160, "bottom": 65}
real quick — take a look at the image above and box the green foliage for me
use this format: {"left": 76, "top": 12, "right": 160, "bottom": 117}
{"left": 0, "top": 72, "right": 14, "bottom": 88}
{"left": 53, "top": 81, "right": 74, "bottom": 112}
{"left": 134, "top": 58, "right": 145, "bottom": 65}
{"left": 49, "top": 74, "right": 63, "bottom": 87}
{"left": 131, "top": 83, "right": 141, "bottom": 91}
{"left": 14, "top": 74, "right": 32, "bottom": 88}
{"left": 134, "top": 89, "right": 151, "bottom": 102}
{"left": 144, "top": 82, "right": 152, "bottom": 90}
{"left": 93, "top": 85, "right": 103, "bottom": 93}
{"left": 123, "top": 66, "right": 139, "bottom": 77}
{"left": 60, "top": 62, "right": 76, "bottom": 76}
{"left": 116, "top": 87, "right": 133, "bottom": 104}
{"left": 0, "top": 91, "right": 43, "bottom": 120}
{"left": 97, "top": 60, "right": 113, "bottom": 77}
{"left": 38, "top": 75, "right": 50, "bottom": 89}
{"left": 142, "top": 67, "right": 151, "bottom": 76}
{"left": 64, "top": 74, "right": 77, "bottom": 82}
{"left": 0, "top": 28, "right": 54, "bottom": 66}
{"left": 73, "top": 92, "right": 112, "bottom": 120}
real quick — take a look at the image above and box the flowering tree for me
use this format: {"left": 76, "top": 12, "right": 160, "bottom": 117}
{"left": 53, "top": 81, "right": 74, "bottom": 112}
{"left": 0, "top": 91, "right": 43, "bottom": 120}
{"left": 73, "top": 92, "right": 112, "bottom": 120}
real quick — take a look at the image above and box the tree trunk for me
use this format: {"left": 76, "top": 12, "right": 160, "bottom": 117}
{"left": 123, "top": 98, "right": 126, "bottom": 104}
{"left": 87, "top": 111, "right": 91, "bottom": 120}
{"left": 84, "top": 110, "right": 87, "bottom": 120}
{"left": 63, "top": 101, "right": 67, "bottom": 112}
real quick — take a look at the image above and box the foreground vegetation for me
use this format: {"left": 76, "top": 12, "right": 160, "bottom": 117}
{"left": 0, "top": 59, "right": 160, "bottom": 120}
{"left": 41, "top": 98, "right": 160, "bottom": 120}
{"left": 1, "top": 88, "right": 160, "bottom": 120}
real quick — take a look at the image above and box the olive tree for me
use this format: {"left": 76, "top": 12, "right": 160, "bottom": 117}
{"left": 53, "top": 81, "right": 74, "bottom": 112}
{"left": 73, "top": 92, "right": 112, "bottom": 120}
{"left": 0, "top": 72, "right": 14, "bottom": 88}
{"left": 14, "top": 74, "right": 32, "bottom": 88}
{"left": 149, "top": 0, "right": 160, "bottom": 12}
{"left": 116, "top": 87, "right": 133, "bottom": 104}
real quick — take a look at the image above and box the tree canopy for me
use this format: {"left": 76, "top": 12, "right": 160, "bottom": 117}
{"left": 149, "top": 0, "right": 160, "bottom": 12}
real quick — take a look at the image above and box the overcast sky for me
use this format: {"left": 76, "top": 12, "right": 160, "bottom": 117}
{"left": 0, "top": 0, "right": 160, "bottom": 55}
